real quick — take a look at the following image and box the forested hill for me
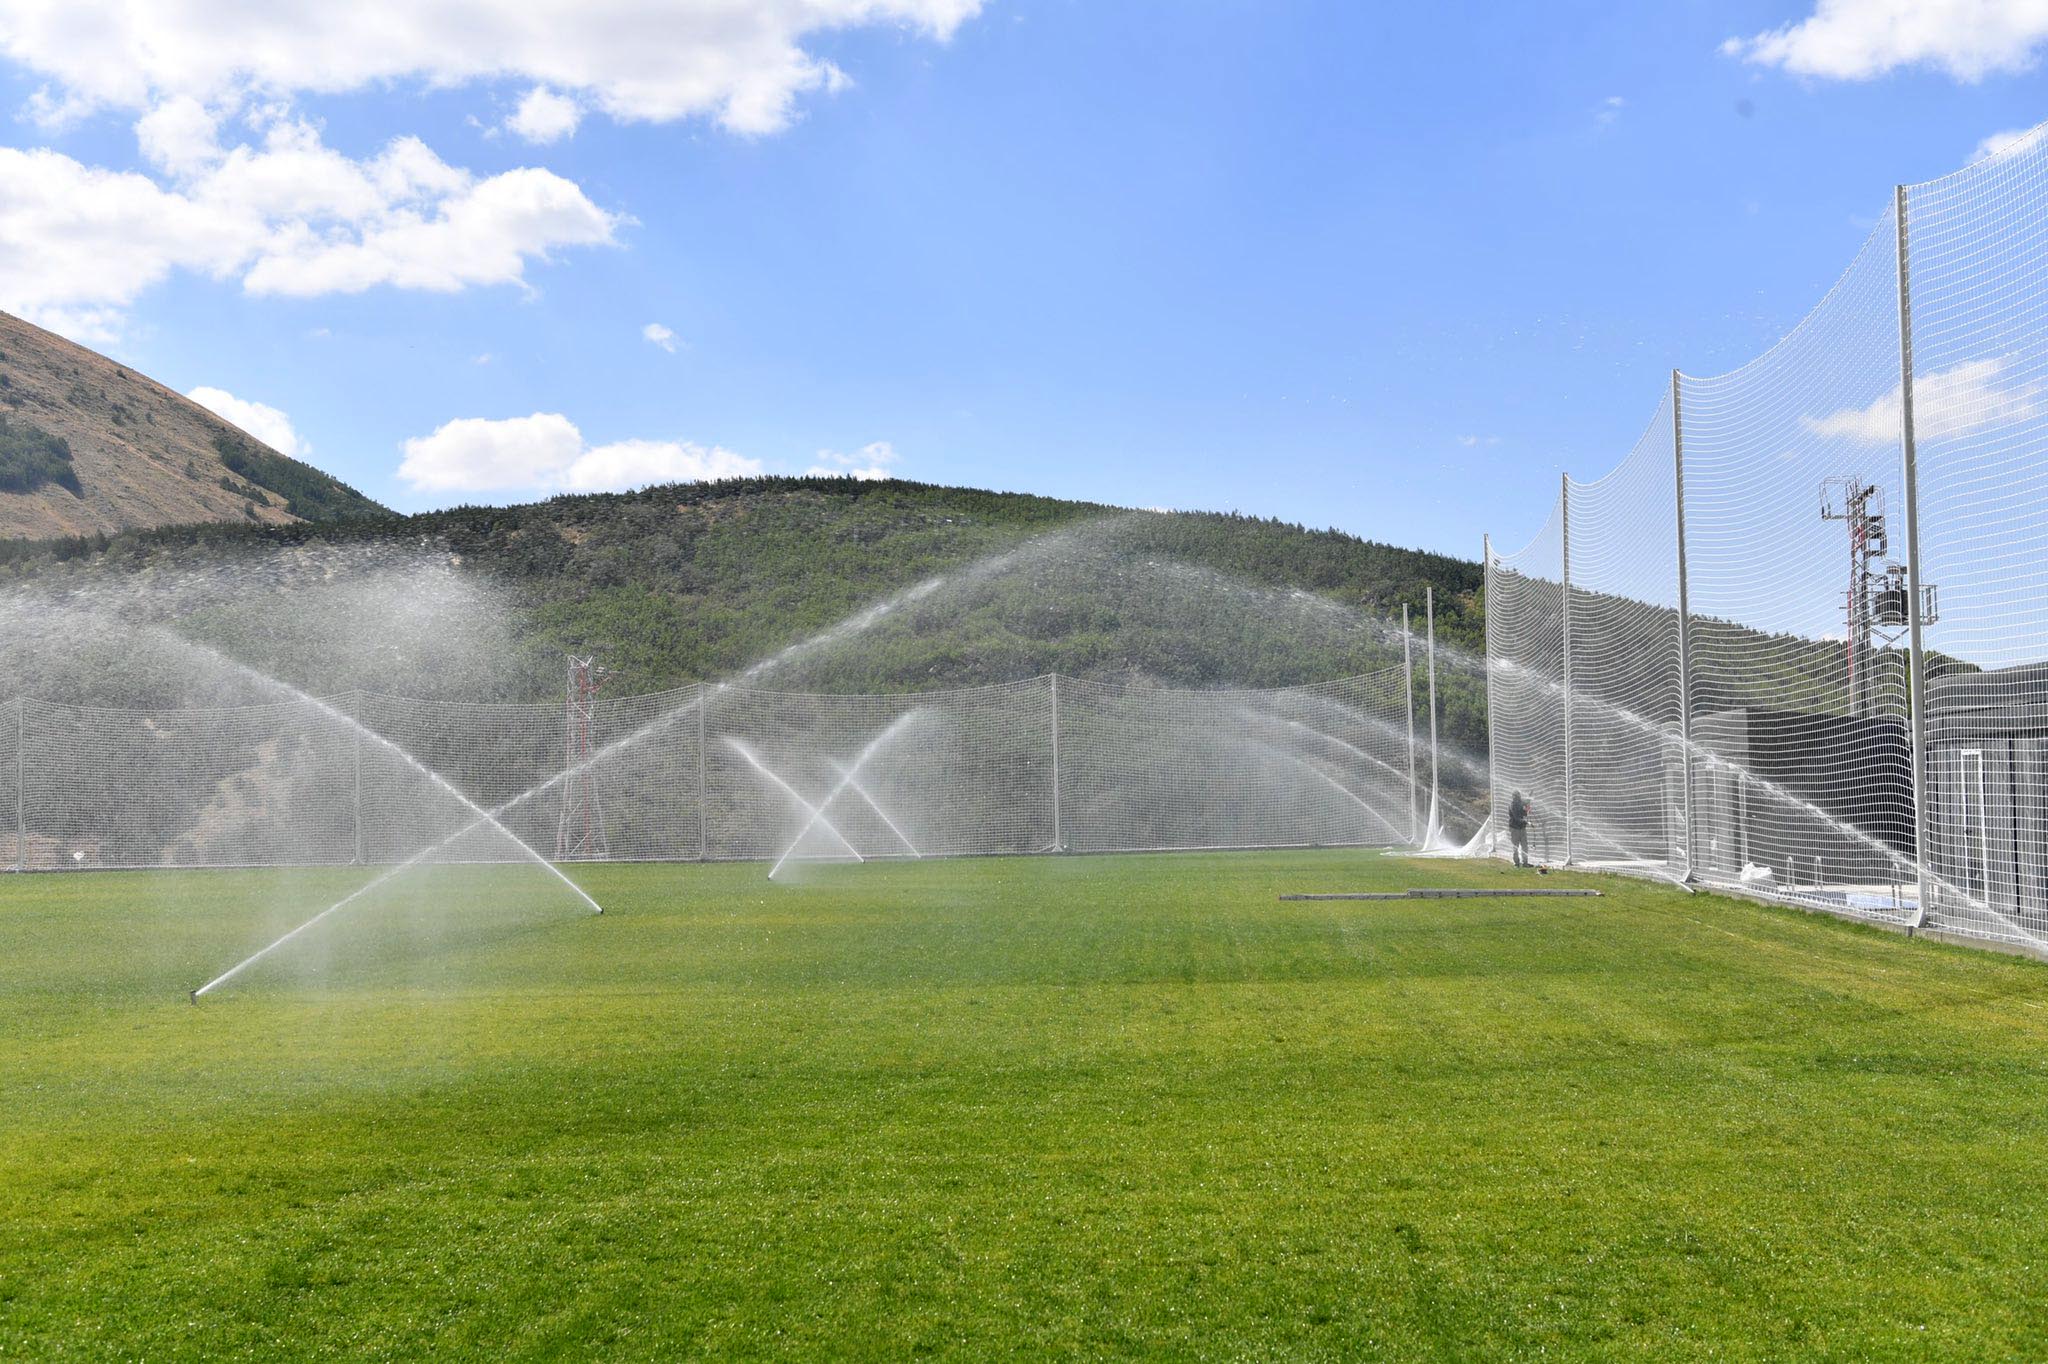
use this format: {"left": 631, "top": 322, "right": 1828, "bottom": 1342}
{"left": 0, "top": 476, "right": 1488, "bottom": 746}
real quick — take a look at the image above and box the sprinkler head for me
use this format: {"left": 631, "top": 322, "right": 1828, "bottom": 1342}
{"left": 188, "top": 990, "right": 198, "bottom": 1005}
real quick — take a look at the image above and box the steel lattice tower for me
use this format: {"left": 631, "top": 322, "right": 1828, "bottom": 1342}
{"left": 555, "top": 654, "right": 610, "bottom": 860}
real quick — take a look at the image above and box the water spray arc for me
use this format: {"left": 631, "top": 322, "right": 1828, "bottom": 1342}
{"left": 764, "top": 711, "right": 925, "bottom": 879}
{"left": 725, "top": 738, "right": 865, "bottom": 866}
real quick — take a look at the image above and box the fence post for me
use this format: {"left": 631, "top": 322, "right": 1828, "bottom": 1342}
{"left": 1560, "top": 473, "right": 1574, "bottom": 865}
{"left": 1895, "top": 183, "right": 1935, "bottom": 929}
{"left": 13, "top": 698, "right": 23, "bottom": 873}
{"left": 1483, "top": 536, "right": 1499, "bottom": 857}
{"left": 1426, "top": 584, "right": 1440, "bottom": 842}
{"left": 1049, "top": 674, "right": 1063, "bottom": 852}
{"left": 350, "top": 692, "right": 363, "bottom": 866}
{"left": 1672, "top": 370, "right": 1696, "bottom": 881}
{"left": 1403, "top": 604, "right": 1418, "bottom": 845}
{"left": 697, "top": 684, "right": 710, "bottom": 861}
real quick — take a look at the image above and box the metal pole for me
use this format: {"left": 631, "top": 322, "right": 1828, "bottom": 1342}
{"left": 1895, "top": 183, "right": 1935, "bottom": 929}
{"left": 1560, "top": 472, "right": 1574, "bottom": 866}
{"left": 14, "top": 698, "right": 23, "bottom": 873}
{"left": 1403, "top": 604, "right": 1418, "bottom": 844}
{"left": 1483, "top": 535, "right": 1499, "bottom": 857}
{"left": 1673, "top": 370, "right": 1696, "bottom": 881}
{"left": 351, "top": 693, "right": 363, "bottom": 867}
{"left": 1049, "top": 673, "right": 1063, "bottom": 852}
{"left": 697, "top": 683, "right": 710, "bottom": 861}
{"left": 1426, "top": 584, "right": 1440, "bottom": 842}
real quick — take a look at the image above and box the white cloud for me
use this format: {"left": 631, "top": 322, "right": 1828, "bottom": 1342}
{"left": 507, "top": 86, "right": 581, "bottom": 144}
{"left": 1804, "top": 357, "right": 2045, "bottom": 444}
{"left": 1596, "top": 95, "right": 1625, "bottom": 126}
{"left": 400, "top": 413, "right": 582, "bottom": 493}
{"left": 1458, "top": 434, "right": 1501, "bottom": 448}
{"left": 1726, "top": 0, "right": 2048, "bottom": 81}
{"left": 563, "top": 437, "right": 760, "bottom": 491}
{"left": 807, "top": 440, "right": 900, "bottom": 480}
{"left": 1975, "top": 125, "right": 2046, "bottom": 162}
{"left": 397, "top": 412, "right": 762, "bottom": 494}
{"left": 0, "top": 1, "right": 984, "bottom": 136}
{"left": 0, "top": 116, "right": 620, "bottom": 337}
{"left": 187, "top": 385, "right": 310, "bottom": 457}
{"left": 642, "top": 321, "right": 679, "bottom": 352}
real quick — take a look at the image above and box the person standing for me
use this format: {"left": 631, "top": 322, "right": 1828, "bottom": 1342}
{"left": 1507, "top": 790, "right": 1532, "bottom": 868}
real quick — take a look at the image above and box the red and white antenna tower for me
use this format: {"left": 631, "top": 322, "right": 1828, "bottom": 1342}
{"left": 556, "top": 654, "right": 611, "bottom": 860}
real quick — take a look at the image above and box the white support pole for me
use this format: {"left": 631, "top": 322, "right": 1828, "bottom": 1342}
{"left": 1403, "top": 604, "right": 1418, "bottom": 845}
{"left": 13, "top": 697, "right": 23, "bottom": 873}
{"left": 1483, "top": 535, "right": 1499, "bottom": 857}
{"left": 351, "top": 694, "right": 363, "bottom": 867}
{"left": 1050, "top": 674, "right": 1064, "bottom": 852}
{"left": 1426, "top": 584, "right": 1440, "bottom": 842}
{"left": 1672, "top": 371, "right": 1696, "bottom": 881}
{"left": 1560, "top": 472, "right": 1574, "bottom": 866}
{"left": 697, "top": 683, "right": 710, "bottom": 861}
{"left": 1895, "top": 184, "right": 1935, "bottom": 929}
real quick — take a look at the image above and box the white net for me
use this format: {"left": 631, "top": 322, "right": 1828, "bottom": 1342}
{"left": 1058, "top": 670, "right": 1414, "bottom": 854}
{"left": 0, "top": 670, "right": 1425, "bottom": 872}
{"left": 1485, "top": 504, "right": 1566, "bottom": 863}
{"left": 1564, "top": 392, "right": 1686, "bottom": 879}
{"left": 1910, "top": 127, "right": 2048, "bottom": 946}
{"left": 1487, "top": 119, "right": 2048, "bottom": 950}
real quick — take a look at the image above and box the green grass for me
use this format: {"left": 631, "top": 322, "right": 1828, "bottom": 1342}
{"left": 4, "top": 851, "right": 2048, "bottom": 1360}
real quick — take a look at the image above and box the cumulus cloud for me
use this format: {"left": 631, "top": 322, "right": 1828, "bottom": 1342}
{"left": 806, "top": 440, "right": 900, "bottom": 480}
{"left": 642, "top": 321, "right": 679, "bottom": 352}
{"left": 398, "top": 413, "right": 761, "bottom": 494}
{"left": 1725, "top": 0, "right": 2048, "bottom": 80}
{"left": 0, "top": 115, "right": 619, "bottom": 337}
{"left": 1804, "top": 357, "right": 2045, "bottom": 444}
{"left": 507, "top": 86, "right": 581, "bottom": 144}
{"left": 187, "top": 385, "right": 310, "bottom": 457}
{"left": 562, "top": 437, "right": 760, "bottom": 491}
{"left": 0, "top": 0, "right": 983, "bottom": 136}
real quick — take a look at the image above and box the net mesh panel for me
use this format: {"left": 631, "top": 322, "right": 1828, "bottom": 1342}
{"left": 1486, "top": 502, "right": 1567, "bottom": 861}
{"left": 704, "top": 678, "right": 1054, "bottom": 863}
{"left": 19, "top": 696, "right": 357, "bottom": 869}
{"left": 0, "top": 698, "right": 21, "bottom": 871}
{"left": 1485, "top": 123, "right": 2048, "bottom": 949}
{"left": 352, "top": 691, "right": 562, "bottom": 865}
{"left": 1058, "top": 669, "right": 1414, "bottom": 855}
{"left": 1678, "top": 213, "right": 1919, "bottom": 910}
{"left": 1911, "top": 131, "right": 2048, "bottom": 946}
{"left": 1565, "top": 392, "right": 1686, "bottom": 875}
{"left": 3, "top": 673, "right": 1420, "bottom": 870}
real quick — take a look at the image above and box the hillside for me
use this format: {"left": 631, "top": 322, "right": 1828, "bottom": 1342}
{"left": 0, "top": 310, "right": 386, "bottom": 537}
{"left": 0, "top": 478, "right": 1490, "bottom": 755}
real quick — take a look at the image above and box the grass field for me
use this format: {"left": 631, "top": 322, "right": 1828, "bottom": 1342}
{"left": 5, "top": 850, "right": 2048, "bottom": 1360}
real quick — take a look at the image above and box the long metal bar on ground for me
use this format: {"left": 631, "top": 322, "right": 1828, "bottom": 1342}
{"left": 1279, "top": 889, "right": 1604, "bottom": 901}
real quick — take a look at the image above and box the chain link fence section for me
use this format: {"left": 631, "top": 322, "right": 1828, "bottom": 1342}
{"left": 1, "top": 670, "right": 1424, "bottom": 872}
{"left": 1486, "top": 120, "right": 2048, "bottom": 951}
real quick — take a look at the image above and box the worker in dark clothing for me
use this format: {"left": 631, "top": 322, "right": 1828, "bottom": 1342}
{"left": 1507, "top": 791, "right": 1531, "bottom": 867}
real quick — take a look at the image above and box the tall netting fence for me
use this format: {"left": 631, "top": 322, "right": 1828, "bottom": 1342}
{"left": 1564, "top": 392, "right": 1686, "bottom": 878}
{"left": 1486, "top": 119, "right": 2048, "bottom": 953}
{"left": 0, "top": 669, "right": 1426, "bottom": 873}
{"left": 1911, "top": 128, "right": 2048, "bottom": 947}
{"left": 1485, "top": 504, "right": 1567, "bottom": 862}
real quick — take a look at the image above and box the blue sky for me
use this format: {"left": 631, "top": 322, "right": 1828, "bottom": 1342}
{"left": 0, "top": 1, "right": 2043, "bottom": 558}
